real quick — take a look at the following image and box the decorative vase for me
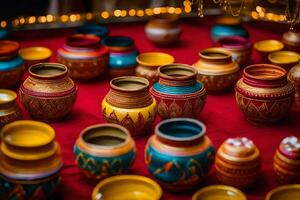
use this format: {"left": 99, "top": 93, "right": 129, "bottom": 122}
{"left": 268, "top": 51, "right": 299, "bottom": 71}
{"left": 102, "top": 36, "right": 138, "bottom": 78}
{"left": 288, "top": 64, "right": 300, "bottom": 106}
{"left": 0, "top": 40, "right": 24, "bottom": 88}
{"left": 145, "top": 118, "right": 215, "bottom": 191}
{"left": 235, "top": 64, "right": 294, "bottom": 124}
{"left": 136, "top": 52, "right": 175, "bottom": 85}
{"left": 102, "top": 76, "right": 157, "bottom": 137}
{"left": 0, "top": 89, "right": 22, "bottom": 128}
{"left": 150, "top": 63, "right": 206, "bottom": 119}
{"left": 0, "top": 120, "right": 63, "bottom": 200}
{"left": 193, "top": 48, "right": 240, "bottom": 93}
{"left": 74, "top": 123, "right": 136, "bottom": 179}
{"left": 20, "top": 63, "right": 77, "bottom": 121}
{"left": 282, "top": 31, "right": 300, "bottom": 53}
{"left": 145, "top": 14, "right": 181, "bottom": 45}
{"left": 57, "top": 34, "right": 109, "bottom": 80}
{"left": 77, "top": 24, "right": 109, "bottom": 39}
{"left": 216, "top": 36, "right": 252, "bottom": 67}
{"left": 273, "top": 136, "right": 300, "bottom": 184}
{"left": 215, "top": 137, "right": 261, "bottom": 189}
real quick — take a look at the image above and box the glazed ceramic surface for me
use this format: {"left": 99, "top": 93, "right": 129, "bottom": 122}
{"left": 91, "top": 175, "right": 162, "bottom": 200}
{"left": 145, "top": 14, "right": 181, "bottom": 45}
{"left": 283, "top": 31, "right": 300, "bottom": 53}
{"left": 193, "top": 48, "right": 240, "bottom": 93}
{"left": 268, "top": 51, "right": 299, "bottom": 71}
{"left": 102, "top": 76, "right": 156, "bottom": 137}
{"left": 273, "top": 136, "right": 300, "bottom": 184}
{"left": 151, "top": 64, "right": 206, "bottom": 119}
{"left": 77, "top": 24, "right": 109, "bottom": 39}
{"left": 0, "top": 89, "right": 22, "bottom": 128}
{"left": 145, "top": 118, "right": 215, "bottom": 191}
{"left": 235, "top": 64, "right": 294, "bottom": 124}
{"left": 192, "top": 185, "right": 247, "bottom": 200}
{"left": 288, "top": 64, "right": 300, "bottom": 106}
{"left": 57, "top": 34, "right": 109, "bottom": 80}
{"left": 19, "top": 46, "right": 52, "bottom": 70}
{"left": 74, "top": 123, "right": 136, "bottom": 179}
{"left": 254, "top": 40, "right": 284, "bottom": 61}
{"left": 215, "top": 137, "right": 261, "bottom": 188}
{"left": 136, "top": 52, "right": 175, "bottom": 85}
{"left": 265, "top": 184, "right": 300, "bottom": 200}
{"left": 20, "top": 63, "right": 77, "bottom": 120}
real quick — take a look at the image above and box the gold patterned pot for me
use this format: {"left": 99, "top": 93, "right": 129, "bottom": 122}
{"left": 20, "top": 63, "right": 77, "bottom": 121}
{"left": 288, "top": 64, "right": 300, "bottom": 106}
{"left": 102, "top": 76, "right": 157, "bottom": 137}
{"left": 235, "top": 64, "right": 294, "bottom": 124}
{"left": 282, "top": 31, "right": 300, "bottom": 53}
{"left": 193, "top": 48, "right": 240, "bottom": 93}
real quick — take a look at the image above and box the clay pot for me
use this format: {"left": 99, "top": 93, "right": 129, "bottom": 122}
{"left": 268, "top": 51, "right": 299, "bottom": 71}
{"left": 265, "top": 185, "right": 300, "bottom": 200}
{"left": 215, "top": 137, "right": 261, "bottom": 189}
{"left": 0, "top": 120, "right": 62, "bottom": 200}
{"left": 145, "top": 118, "right": 215, "bottom": 191}
{"left": 145, "top": 14, "right": 181, "bottom": 45}
{"left": 282, "top": 31, "right": 300, "bottom": 53}
{"left": 193, "top": 48, "right": 240, "bottom": 93}
{"left": 20, "top": 63, "right": 77, "bottom": 121}
{"left": 273, "top": 136, "right": 300, "bottom": 184}
{"left": 151, "top": 64, "right": 206, "bottom": 119}
{"left": 136, "top": 52, "right": 175, "bottom": 85}
{"left": 102, "top": 36, "right": 138, "bottom": 78}
{"left": 254, "top": 40, "right": 284, "bottom": 62}
{"left": 0, "top": 40, "right": 24, "bottom": 88}
{"left": 0, "top": 89, "right": 22, "bottom": 128}
{"left": 216, "top": 36, "right": 252, "bottom": 67}
{"left": 19, "top": 47, "right": 52, "bottom": 70}
{"left": 235, "top": 64, "right": 294, "bottom": 124}
{"left": 74, "top": 123, "right": 135, "bottom": 179}
{"left": 57, "top": 34, "right": 109, "bottom": 80}
{"left": 102, "top": 76, "right": 157, "bottom": 137}
{"left": 288, "top": 64, "right": 300, "bottom": 106}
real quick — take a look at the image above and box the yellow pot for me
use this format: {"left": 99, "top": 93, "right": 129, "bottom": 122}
{"left": 192, "top": 185, "right": 247, "bottom": 200}
{"left": 19, "top": 46, "right": 52, "bottom": 70}
{"left": 265, "top": 185, "right": 300, "bottom": 200}
{"left": 254, "top": 40, "right": 284, "bottom": 61}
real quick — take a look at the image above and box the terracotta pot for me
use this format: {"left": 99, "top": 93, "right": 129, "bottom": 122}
{"left": 102, "top": 76, "right": 157, "bottom": 137}
{"left": 215, "top": 137, "right": 261, "bottom": 189}
{"left": 282, "top": 31, "right": 300, "bottom": 53}
{"left": 74, "top": 123, "right": 136, "bottom": 179}
{"left": 57, "top": 34, "right": 109, "bottom": 80}
{"left": 0, "top": 89, "right": 22, "bottom": 128}
{"left": 288, "top": 64, "right": 300, "bottom": 106}
{"left": 0, "top": 120, "right": 62, "bottom": 200}
{"left": 151, "top": 64, "right": 206, "bottom": 119}
{"left": 216, "top": 36, "right": 252, "bottom": 67}
{"left": 136, "top": 52, "right": 175, "bottom": 85}
{"left": 145, "top": 118, "right": 215, "bottom": 191}
{"left": 145, "top": 14, "right": 181, "bottom": 45}
{"left": 235, "top": 64, "right": 294, "bottom": 124}
{"left": 20, "top": 63, "right": 77, "bottom": 121}
{"left": 273, "top": 136, "right": 300, "bottom": 184}
{"left": 268, "top": 51, "right": 299, "bottom": 71}
{"left": 193, "top": 48, "right": 240, "bottom": 93}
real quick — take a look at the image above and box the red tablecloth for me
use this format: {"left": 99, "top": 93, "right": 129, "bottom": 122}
{"left": 16, "top": 19, "right": 300, "bottom": 200}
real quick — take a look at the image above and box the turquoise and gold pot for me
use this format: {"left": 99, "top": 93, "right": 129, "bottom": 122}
{"left": 74, "top": 123, "right": 136, "bottom": 180}
{"left": 145, "top": 118, "right": 215, "bottom": 191}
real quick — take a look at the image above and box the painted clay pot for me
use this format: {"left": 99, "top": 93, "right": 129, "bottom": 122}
{"left": 145, "top": 118, "right": 215, "bottom": 191}
{"left": 282, "top": 31, "right": 300, "bottom": 53}
{"left": 268, "top": 51, "right": 299, "bottom": 71}
{"left": 77, "top": 24, "right": 109, "bottom": 39}
{"left": 0, "top": 40, "right": 24, "bottom": 88}
{"left": 74, "top": 123, "right": 136, "bottom": 179}
{"left": 145, "top": 14, "right": 181, "bottom": 45}
{"left": 265, "top": 185, "right": 300, "bottom": 200}
{"left": 102, "top": 76, "right": 156, "bottom": 137}
{"left": 136, "top": 52, "right": 175, "bottom": 85}
{"left": 193, "top": 48, "right": 240, "bottom": 93}
{"left": 57, "top": 34, "right": 109, "bottom": 80}
{"left": 0, "top": 89, "right": 22, "bottom": 128}
{"left": 215, "top": 137, "right": 261, "bottom": 189}
{"left": 0, "top": 120, "right": 63, "bottom": 200}
{"left": 151, "top": 64, "right": 206, "bottom": 119}
{"left": 192, "top": 185, "right": 247, "bottom": 200}
{"left": 235, "top": 64, "right": 294, "bottom": 124}
{"left": 20, "top": 63, "right": 77, "bottom": 121}
{"left": 19, "top": 47, "right": 52, "bottom": 70}
{"left": 216, "top": 36, "right": 252, "bottom": 67}
{"left": 288, "top": 64, "right": 300, "bottom": 106}
{"left": 273, "top": 136, "right": 300, "bottom": 184}
{"left": 254, "top": 40, "right": 284, "bottom": 61}
{"left": 102, "top": 36, "right": 138, "bottom": 78}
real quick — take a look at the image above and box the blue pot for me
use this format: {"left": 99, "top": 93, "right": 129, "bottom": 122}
{"left": 211, "top": 24, "right": 248, "bottom": 42}
{"left": 77, "top": 24, "right": 109, "bottom": 39}
{"left": 0, "top": 29, "right": 9, "bottom": 40}
{"left": 0, "top": 56, "right": 24, "bottom": 88}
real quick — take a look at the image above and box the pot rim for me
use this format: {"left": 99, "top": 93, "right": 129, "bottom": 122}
{"left": 136, "top": 52, "right": 175, "bottom": 67}
{"left": 103, "top": 36, "right": 134, "bottom": 47}
{"left": 268, "top": 50, "right": 300, "bottom": 65}
{"left": 29, "top": 62, "right": 68, "bottom": 79}
{"left": 265, "top": 184, "right": 300, "bottom": 200}
{"left": 199, "top": 48, "right": 232, "bottom": 61}
{"left": 243, "top": 64, "right": 287, "bottom": 81}
{"left": 110, "top": 76, "right": 149, "bottom": 92}
{"left": 192, "top": 185, "right": 247, "bottom": 200}
{"left": 0, "top": 89, "right": 17, "bottom": 105}
{"left": 158, "top": 63, "right": 197, "bottom": 81}
{"left": 254, "top": 40, "right": 284, "bottom": 53}
{"left": 66, "top": 34, "right": 100, "bottom": 47}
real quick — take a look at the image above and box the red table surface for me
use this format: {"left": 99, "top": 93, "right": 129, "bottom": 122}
{"left": 13, "top": 19, "right": 300, "bottom": 200}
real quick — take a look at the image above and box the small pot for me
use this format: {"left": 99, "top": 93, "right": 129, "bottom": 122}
{"left": 74, "top": 123, "right": 136, "bottom": 179}
{"left": 288, "top": 64, "right": 300, "bottom": 106}
{"left": 77, "top": 24, "right": 109, "bottom": 39}
{"left": 268, "top": 51, "right": 299, "bottom": 71}
{"left": 192, "top": 185, "right": 247, "bottom": 200}
{"left": 265, "top": 185, "right": 300, "bottom": 200}
{"left": 20, "top": 63, "right": 77, "bottom": 121}
{"left": 282, "top": 31, "right": 300, "bottom": 53}
{"left": 254, "top": 40, "right": 284, "bottom": 61}
{"left": 19, "top": 46, "right": 52, "bottom": 70}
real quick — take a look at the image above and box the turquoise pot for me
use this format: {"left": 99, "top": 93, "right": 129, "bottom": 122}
{"left": 0, "top": 56, "right": 23, "bottom": 71}
{"left": 211, "top": 24, "right": 248, "bottom": 42}
{"left": 0, "top": 56, "right": 24, "bottom": 88}
{"left": 109, "top": 50, "right": 138, "bottom": 69}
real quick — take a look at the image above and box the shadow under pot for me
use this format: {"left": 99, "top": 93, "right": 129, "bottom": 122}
{"left": 102, "top": 76, "right": 157, "bottom": 137}
{"left": 145, "top": 118, "right": 215, "bottom": 191}
{"left": 150, "top": 64, "right": 206, "bottom": 119}
{"left": 74, "top": 123, "right": 136, "bottom": 180}
{"left": 235, "top": 64, "right": 294, "bottom": 124}
{"left": 19, "top": 63, "right": 77, "bottom": 121}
